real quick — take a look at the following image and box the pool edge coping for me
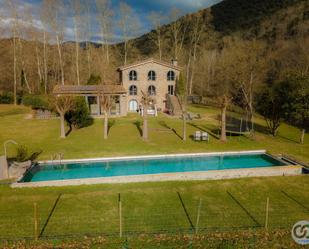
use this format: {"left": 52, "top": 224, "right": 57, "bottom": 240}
{"left": 38, "top": 150, "right": 268, "bottom": 165}
{"left": 11, "top": 164, "right": 302, "bottom": 188}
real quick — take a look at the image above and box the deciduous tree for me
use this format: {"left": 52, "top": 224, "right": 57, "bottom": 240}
{"left": 51, "top": 96, "right": 75, "bottom": 138}
{"left": 118, "top": 2, "right": 141, "bottom": 65}
{"left": 100, "top": 95, "right": 112, "bottom": 139}
{"left": 176, "top": 72, "right": 187, "bottom": 141}
{"left": 148, "top": 12, "right": 166, "bottom": 60}
{"left": 141, "top": 91, "right": 154, "bottom": 141}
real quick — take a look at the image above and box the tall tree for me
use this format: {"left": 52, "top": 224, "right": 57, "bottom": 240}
{"left": 169, "top": 8, "right": 186, "bottom": 60}
{"left": 51, "top": 96, "right": 75, "bottom": 138}
{"left": 42, "top": 0, "right": 66, "bottom": 86}
{"left": 17, "top": 9, "right": 32, "bottom": 94}
{"left": 26, "top": 8, "right": 44, "bottom": 93}
{"left": 71, "top": 0, "right": 82, "bottom": 86}
{"left": 176, "top": 72, "right": 187, "bottom": 141}
{"left": 280, "top": 74, "right": 309, "bottom": 144}
{"left": 230, "top": 39, "right": 266, "bottom": 133}
{"left": 6, "top": 0, "right": 19, "bottom": 104}
{"left": 141, "top": 91, "right": 154, "bottom": 141}
{"left": 96, "top": 0, "right": 113, "bottom": 65}
{"left": 211, "top": 45, "right": 235, "bottom": 142}
{"left": 40, "top": 1, "right": 49, "bottom": 93}
{"left": 148, "top": 12, "right": 166, "bottom": 60}
{"left": 187, "top": 12, "right": 206, "bottom": 95}
{"left": 100, "top": 95, "right": 112, "bottom": 139}
{"left": 118, "top": 2, "right": 141, "bottom": 65}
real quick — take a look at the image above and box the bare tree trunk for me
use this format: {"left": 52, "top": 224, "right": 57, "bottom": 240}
{"left": 43, "top": 31, "right": 48, "bottom": 94}
{"left": 56, "top": 35, "right": 65, "bottom": 85}
{"left": 300, "top": 128, "right": 305, "bottom": 144}
{"left": 35, "top": 46, "right": 42, "bottom": 93}
{"left": 104, "top": 111, "right": 108, "bottom": 139}
{"left": 124, "top": 41, "right": 127, "bottom": 65}
{"left": 106, "top": 44, "right": 110, "bottom": 64}
{"left": 143, "top": 105, "right": 148, "bottom": 141}
{"left": 60, "top": 113, "right": 66, "bottom": 138}
{"left": 74, "top": 26, "right": 80, "bottom": 85}
{"left": 182, "top": 104, "right": 187, "bottom": 141}
{"left": 13, "top": 37, "right": 17, "bottom": 105}
{"left": 220, "top": 97, "right": 228, "bottom": 142}
{"left": 17, "top": 37, "right": 32, "bottom": 94}
{"left": 158, "top": 37, "right": 162, "bottom": 60}
{"left": 186, "top": 55, "right": 192, "bottom": 95}
{"left": 86, "top": 43, "right": 91, "bottom": 79}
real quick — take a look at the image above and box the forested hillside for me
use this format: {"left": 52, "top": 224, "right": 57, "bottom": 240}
{"left": 0, "top": 0, "right": 308, "bottom": 96}
{"left": 0, "top": 0, "right": 307, "bottom": 141}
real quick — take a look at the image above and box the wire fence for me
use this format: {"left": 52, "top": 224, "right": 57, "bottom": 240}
{"left": 0, "top": 191, "right": 308, "bottom": 245}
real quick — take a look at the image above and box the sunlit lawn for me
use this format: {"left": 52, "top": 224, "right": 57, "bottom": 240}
{"left": 0, "top": 104, "right": 308, "bottom": 244}
{"left": 0, "top": 175, "right": 308, "bottom": 240}
{"left": 0, "top": 104, "right": 308, "bottom": 162}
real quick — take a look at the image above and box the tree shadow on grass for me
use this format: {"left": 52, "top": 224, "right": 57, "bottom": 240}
{"left": 65, "top": 125, "right": 73, "bottom": 137}
{"left": 108, "top": 119, "right": 116, "bottom": 133}
{"left": 158, "top": 121, "right": 183, "bottom": 140}
{"left": 39, "top": 193, "right": 62, "bottom": 238}
{"left": 133, "top": 121, "right": 142, "bottom": 137}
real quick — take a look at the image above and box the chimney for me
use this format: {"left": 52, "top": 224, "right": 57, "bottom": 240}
{"left": 171, "top": 59, "right": 178, "bottom": 66}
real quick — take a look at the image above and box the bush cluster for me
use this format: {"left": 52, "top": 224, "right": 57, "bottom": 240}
{"left": 65, "top": 97, "right": 93, "bottom": 129}
{"left": 15, "top": 144, "right": 42, "bottom": 163}
{"left": 22, "top": 94, "right": 50, "bottom": 110}
{"left": 0, "top": 92, "right": 14, "bottom": 104}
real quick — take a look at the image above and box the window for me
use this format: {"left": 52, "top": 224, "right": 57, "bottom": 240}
{"left": 129, "top": 70, "right": 137, "bottom": 81}
{"left": 167, "top": 71, "right": 175, "bottom": 81}
{"left": 168, "top": 85, "right": 174, "bottom": 95}
{"left": 129, "top": 85, "right": 137, "bottom": 95}
{"left": 148, "top": 85, "right": 156, "bottom": 96}
{"left": 148, "top": 70, "right": 156, "bottom": 81}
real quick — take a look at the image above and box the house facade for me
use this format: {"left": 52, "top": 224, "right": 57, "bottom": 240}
{"left": 118, "top": 58, "right": 181, "bottom": 113}
{"left": 53, "top": 58, "right": 181, "bottom": 117}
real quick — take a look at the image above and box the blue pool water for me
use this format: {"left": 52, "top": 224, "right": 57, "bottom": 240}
{"left": 20, "top": 153, "right": 286, "bottom": 183}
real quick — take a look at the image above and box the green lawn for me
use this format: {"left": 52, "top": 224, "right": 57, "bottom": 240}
{"left": 0, "top": 176, "right": 308, "bottom": 242}
{"left": 0, "top": 104, "right": 308, "bottom": 162}
{"left": 0, "top": 104, "right": 308, "bottom": 247}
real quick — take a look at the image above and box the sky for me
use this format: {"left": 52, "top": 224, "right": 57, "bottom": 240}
{"left": 0, "top": 0, "right": 221, "bottom": 43}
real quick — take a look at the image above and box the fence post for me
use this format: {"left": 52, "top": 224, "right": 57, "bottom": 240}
{"left": 265, "top": 197, "right": 269, "bottom": 230}
{"left": 119, "top": 193, "right": 122, "bottom": 238}
{"left": 195, "top": 198, "right": 202, "bottom": 234}
{"left": 34, "top": 202, "right": 38, "bottom": 241}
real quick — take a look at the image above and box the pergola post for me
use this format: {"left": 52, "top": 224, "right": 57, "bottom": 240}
{"left": 97, "top": 95, "right": 101, "bottom": 115}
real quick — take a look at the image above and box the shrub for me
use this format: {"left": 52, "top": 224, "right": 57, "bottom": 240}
{"left": 65, "top": 97, "right": 93, "bottom": 129}
{"left": 0, "top": 92, "right": 14, "bottom": 104}
{"left": 22, "top": 95, "right": 50, "bottom": 110}
{"left": 15, "top": 144, "right": 42, "bottom": 163}
{"left": 16, "top": 145, "right": 28, "bottom": 162}
{"left": 87, "top": 74, "right": 101, "bottom": 85}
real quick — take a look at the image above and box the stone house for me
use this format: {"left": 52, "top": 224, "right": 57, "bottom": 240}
{"left": 53, "top": 58, "right": 181, "bottom": 117}
{"left": 118, "top": 58, "right": 182, "bottom": 114}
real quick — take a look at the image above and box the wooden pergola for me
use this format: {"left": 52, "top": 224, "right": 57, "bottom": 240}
{"left": 53, "top": 85, "right": 127, "bottom": 116}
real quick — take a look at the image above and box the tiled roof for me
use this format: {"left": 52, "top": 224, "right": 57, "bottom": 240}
{"left": 118, "top": 58, "right": 182, "bottom": 71}
{"left": 53, "top": 85, "right": 126, "bottom": 95}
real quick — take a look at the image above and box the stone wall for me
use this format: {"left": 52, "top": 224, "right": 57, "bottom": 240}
{"left": 121, "top": 62, "right": 180, "bottom": 112}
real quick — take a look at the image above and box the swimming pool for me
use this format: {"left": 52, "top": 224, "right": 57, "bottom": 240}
{"left": 18, "top": 151, "right": 291, "bottom": 185}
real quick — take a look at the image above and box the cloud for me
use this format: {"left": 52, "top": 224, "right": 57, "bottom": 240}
{"left": 0, "top": 0, "right": 221, "bottom": 42}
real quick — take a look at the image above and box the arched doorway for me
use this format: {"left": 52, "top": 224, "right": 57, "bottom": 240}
{"left": 128, "top": 99, "right": 138, "bottom": 112}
